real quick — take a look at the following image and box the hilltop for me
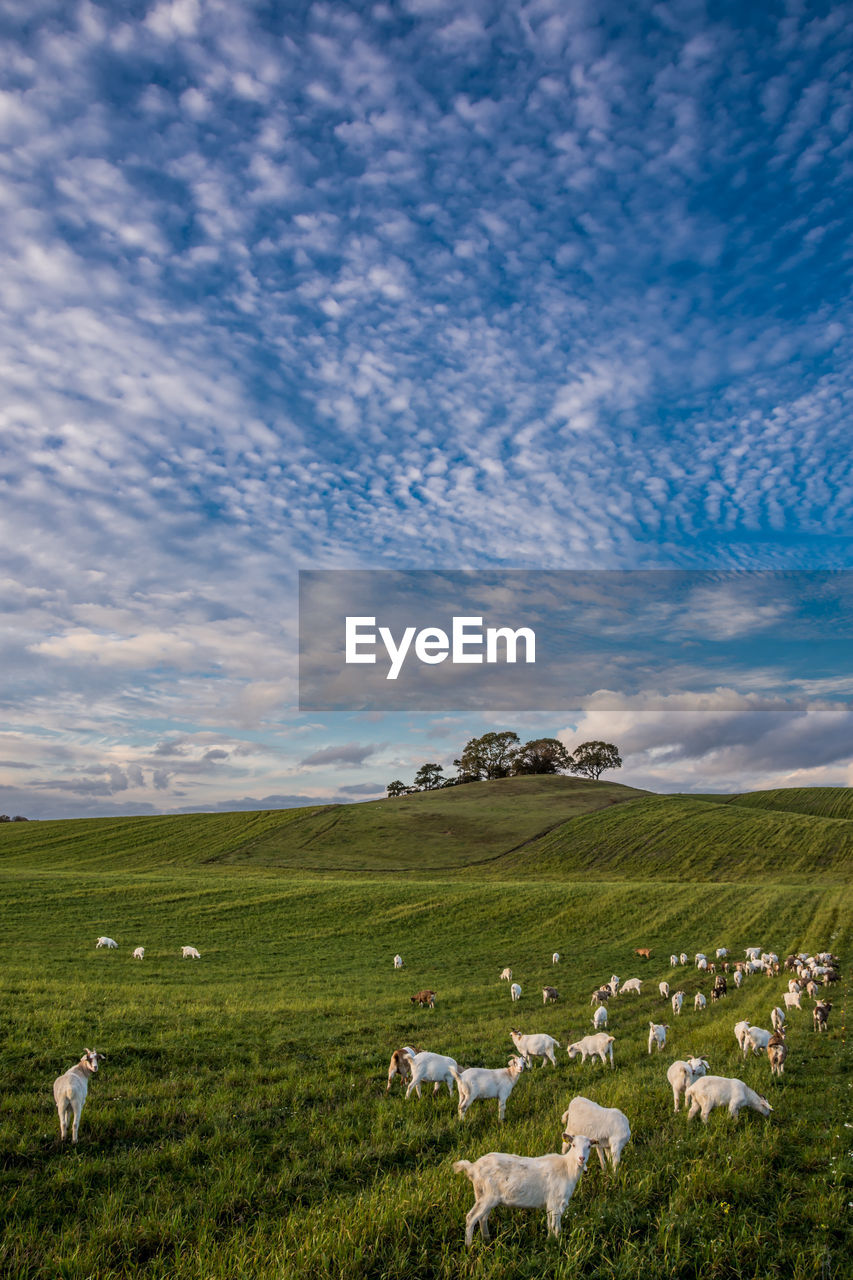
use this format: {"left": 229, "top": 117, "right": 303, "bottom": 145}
{"left": 1, "top": 778, "right": 851, "bottom": 881}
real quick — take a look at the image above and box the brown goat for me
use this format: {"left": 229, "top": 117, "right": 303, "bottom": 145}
{"left": 542, "top": 986, "right": 559, "bottom": 1004}
{"left": 411, "top": 989, "right": 436, "bottom": 1008}
{"left": 634, "top": 948, "right": 652, "bottom": 960}
{"left": 813, "top": 1001, "right": 832, "bottom": 1032}
{"left": 386, "top": 1048, "right": 414, "bottom": 1092}
{"left": 767, "top": 1033, "right": 787, "bottom": 1075}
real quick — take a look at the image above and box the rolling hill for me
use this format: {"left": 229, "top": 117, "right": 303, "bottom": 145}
{"left": 1, "top": 779, "right": 852, "bottom": 881}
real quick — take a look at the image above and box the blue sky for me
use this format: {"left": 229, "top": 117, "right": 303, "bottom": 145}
{"left": 2, "top": 0, "right": 852, "bottom": 818}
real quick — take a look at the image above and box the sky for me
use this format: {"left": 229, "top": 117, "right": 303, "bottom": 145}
{"left": 1, "top": 0, "right": 852, "bottom": 819}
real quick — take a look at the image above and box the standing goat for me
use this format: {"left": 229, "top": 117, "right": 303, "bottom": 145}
{"left": 454, "top": 1134, "right": 592, "bottom": 1244}
{"left": 53, "top": 1049, "right": 104, "bottom": 1143}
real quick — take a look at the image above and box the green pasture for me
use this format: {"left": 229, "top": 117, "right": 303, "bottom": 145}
{"left": 1, "top": 782, "right": 851, "bottom": 1278}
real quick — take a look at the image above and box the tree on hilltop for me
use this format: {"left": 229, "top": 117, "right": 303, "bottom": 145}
{"left": 568, "top": 741, "right": 622, "bottom": 782}
{"left": 414, "top": 763, "right": 444, "bottom": 790}
{"left": 386, "top": 780, "right": 408, "bottom": 798}
{"left": 512, "top": 738, "right": 574, "bottom": 775}
{"left": 453, "top": 731, "right": 520, "bottom": 781}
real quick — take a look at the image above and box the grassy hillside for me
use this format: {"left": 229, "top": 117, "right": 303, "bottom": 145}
{"left": 0, "top": 865, "right": 849, "bottom": 1280}
{"left": 726, "top": 786, "right": 853, "bottom": 821}
{"left": 502, "top": 794, "right": 853, "bottom": 883}
{"left": 0, "top": 776, "right": 645, "bottom": 873}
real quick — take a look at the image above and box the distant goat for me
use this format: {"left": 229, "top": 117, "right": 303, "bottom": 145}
{"left": 95, "top": 937, "right": 117, "bottom": 950}
{"left": 393, "top": 954, "right": 404, "bottom": 970}
{"left": 542, "top": 986, "right": 559, "bottom": 1005}
{"left": 510, "top": 982, "right": 522, "bottom": 1001}
{"left": 132, "top": 946, "right": 144, "bottom": 960}
{"left": 411, "top": 989, "right": 436, "bottom": 1008}
{"left": 181, "top": 946, "right": 201, "bottom": 959}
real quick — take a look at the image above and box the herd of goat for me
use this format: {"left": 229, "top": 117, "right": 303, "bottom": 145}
{"left": 387, "top": 943, "right": 841, "bottom": 1244}
{"left": 51, "top": 937, "right": 840, "bottom": 1246}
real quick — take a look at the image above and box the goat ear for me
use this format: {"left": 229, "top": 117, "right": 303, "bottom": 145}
{"left": 561, "top": 1131, "right": 575, "bottom": 1143}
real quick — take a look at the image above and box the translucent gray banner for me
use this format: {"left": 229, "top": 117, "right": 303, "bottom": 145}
{"left": 298, "top": 570, "right": 853, "bottom": 711}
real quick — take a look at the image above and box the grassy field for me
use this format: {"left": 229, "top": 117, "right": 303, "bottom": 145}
{"left": 1, "top": 782, "right": 851, "bottom": 1279}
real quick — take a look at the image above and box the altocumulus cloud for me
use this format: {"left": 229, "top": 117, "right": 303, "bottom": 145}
{"left": 0, "top": 1, "right": 852, "bottom": 815}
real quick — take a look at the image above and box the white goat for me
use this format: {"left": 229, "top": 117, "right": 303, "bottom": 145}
{"left": 733, "top": 970, "right": 744, "bottom": 988}
{"left": 685, "top": 1075, "right": 773, "bottom": 1123}
{"left": 783, "top": 991, "right": 802, "bottom": 1011}
{"left": 454, "top": 1133, "right": 592, "bottom": 1243}
{"left": 567, "top": 1032, "right": 615, "bottom": 1068}
{"left": 404, "top": 1049, "right": 458, "bottom": 1099}
{"left": 671, "top": 991, "right": 685, "bottom": 1016}
{"left": 132, "top": 946, "right": 145, "bottom": 960}
{"left": 95, "top": 937, "right": 117, "bottom": 949}
{"left": 499, "top": 967, "right": 512, "bottom": 982}
{"left": 592, "top": 1005, "right": 608, "bottom": 1030}
{"left": 552, "top": 953, "right": 560, "bottom": 965}
{"left": 510, "top": 982, "right": 522, "bottom": 1001}
{"left": 694, "top": 992, "right": 706, "bottom": 1011}
{"left": 734, "top": 1020, "right": 751, "bottom": 1052}
{"left": 697, "top": 957, "right": 708, "bottom": 972}
{"left": 666, "top": 1056, "right": 710, "bottom": 1112}
{"left": 648, "top": 1022, "right": 669, "bottom": 1053}
{"left": 659, "top": 981, "right": 670, "bottom": 999}
{"left": 620, "top": 978, "right": 642, "bottom": 995}
{"left": 679, "top": 953, "right": 688, "bottom": 965}
{"left": 450, "top": 1056, "right": 526, "bottom": 1122}
{"left": 53, "top": 1049, "right": 104, "bottom": 1143}
{"left": 510, "top": 1030, "right": 560, "bottom": 1067}
{"left": 560, "top": 1095, "right": 631, "bottom": 1169}
{"left": 788, "top": 979, "right": 801, "bottom": 994}
{"left": 393, "top": 954, "right": 404, "bottom": 970}
{"left": 716, "top": 947, "right": 728, "bottom": 958}
{"left": 669, "top": 954, "right": 679, "bottom": 967}
{"left": 770, "top": 1006, "right": 786, "bottom": 1034}
{"left": 181, "top": 946, "right": 201, "bottom": 959}
{"left": 695, "top": 953, "right": 707, "bottom": 967}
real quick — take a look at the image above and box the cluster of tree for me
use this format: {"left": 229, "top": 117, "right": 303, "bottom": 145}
{"left": 0, "top": 814, "right": 29, "bottom": 822}
{"left": 386, "top": 733, "right": 621, "bottom": 797}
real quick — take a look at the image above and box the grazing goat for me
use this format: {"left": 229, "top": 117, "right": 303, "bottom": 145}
{"left": 510, "top": 982, "right": 522, "bottom": 1002}
{"left": 620, "top": 978, "right": 642, "bottom": 995}
{"left": 648, "top": 1022, "right": 669, "bottom": 1054}
{"left": 552, "top": 953, "right": 560, "bottom": 965}
{"left": 659, "top": 981, "right": 670, "bottom": 999}
{"left": 716, "top": 947, "right": 728, "bottom": 958}
{"left": 567, "top": 1032, "right": 615, "bottom": 1068}
{"left": 450, "top": 1056, "right": 526, "bottom": 1122}
{"left": 635, "top": 948, "right": 652, "bottom": 960}
{"left": 733, "top": 970, "right": 744, "bottom": 988}
{"left": 132, "top": 947, "right": 144, "bottom": 960}
{"left": 734, "top": 1020, "right": 752, "bottom": 1052}
{"left": 510, "top": 1030, "right": 560, "bottom": 1067}
{"left": 181, "top": 946, "right": 201, "bottom": 959}
{"left": 679, "top": 953, "right": 688, "bottom": 965}
{"left": 592, "top": 1005, "right": 608, "bottom": 1030}
{"left": 393, "top": 954, "right": 404, "bottom": 970}
{"left": 542, "top": 986, "right": 559, "bottom": 1005}
{"left": 685, "top": 1076, "right": 772, "bottom": 1123}
{"left": 53, "top": 1049, "right": 104, "bottom": 1143}
{"left": 745, "top": 1027, "right": 772, "bottom": 1057}
{"left": 767, "top": 1033, "right": 787, "bottom": 1075}
{"left": 694, "top": 992, "right": 706, "bottom": 1011}
{"left": 671, "top": 990, "right": 685, "bottom": 1016}
{"left": 95, "top": 937, "right": 117, "bottom": 950}
{"left": 386, "top": 1046, "right": 415, "bottom": 1092}
{"left": 666, "top": 1056, "right": 710, "bottom": 1112}
{"left": 404, "top": 1049, "right": 458, "bottom": 1099}
{"left": 783, "top": 991, "right": 802, "bottom": 1011}
{"left": 770, "top": 1006, "right": 786, "bottom": 1034}
{"left": 454, "top": 1133, "right": 591, "bottom": 1244}
{"left": 411, "top": 989, "right": 436, "bottom": 1008}
{"left": 590, "top": 987, "right": 610, "bottom": 1005}
{"left": 669, "top": 954, "right": 679, "bottom": 967}
{"left": 813, "top": 1001, "right": 832, "bottom": 1033}
{"left": 608, "top": 976, "right": 620, "bottom": 997}
{"left": 561, "top": 1095, "right": 631, "bottom": 1169}
{"left": 499, "top": 967, "right": 512, "bottom": 982}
